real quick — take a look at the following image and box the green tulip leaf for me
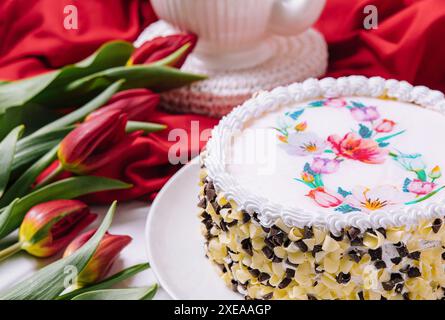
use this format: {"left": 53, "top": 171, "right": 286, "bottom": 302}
{"left": 0, "top": 41, "right": 133, "bottom": 111}
{"left": 57, "top": 263, "right": 150, "bottom": 300}
{"left": 25, "top": 80, "right": 123, "bottom": 141}
{"left": 0, "top": 147, "right": 58, "bottom": 208}
{"left": 0, "top": 42, "right": 133, "bottom": 139}
{"left": 0, "top": 126, "right": 24, "bottom": 198}
{"left": 13, "top": 126, "right": 73, "bottom": 170}
{"left": 0, "top": 202, "right": 117, "bottom": 300}
{"left": 17, "top": 126, "right": 74, "bottom": 150}
{"left": 0, "top": 106, "right": 23, "bottom": 141}
{"left": 0, "top": 73, "right": 57, "bottom": 112}
{"left": 12, "top": 138, "right": 62, "bottom": 172}
{"left": 67, "top": 65, "right": 206, "bottom": 94}
{"left": 12, "top": 80, "right": 122, "bottom": 169}
{"left": 71, "top": 284, "right": 158, "bottom": 300}
{"left": 0, "top": 176, "right": 131, "bottom": 239}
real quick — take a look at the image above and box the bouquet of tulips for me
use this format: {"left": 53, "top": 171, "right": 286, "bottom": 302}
{"left": 0, "top": 34, "right": 201, "bottom": 300}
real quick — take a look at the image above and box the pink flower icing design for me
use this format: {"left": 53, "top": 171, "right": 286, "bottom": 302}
{"left": 344, "top": 186, "right": 413, "bottom": 213}
{"left": 324, "top": 98, "right": 347, "bottom": 108}
{"left": 374, "top": 119, "right": 396, "bottom": 133}
{"left": 306, "top": 187, "right": 343, "bottom": 208}
{"left": 310, "top": 157, "right": 341, "bottom": 174}
{"left": 350, "top": 106, "right": 380, "bottom": 122}
{"left": 276, "top": 98, "right": 445, "bottom": 212}
{"left": 328, "top": 133, "right": 388, "bottom": 164}
{"left": 407, "top": 179, "right": 436, "bottom": 196}
{"left": 286, "top": 132, "right": 328, "bottom": 156}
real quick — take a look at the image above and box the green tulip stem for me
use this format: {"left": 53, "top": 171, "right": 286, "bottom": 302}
{"left": 0, "top": 241, "right": 23, "bottom": 262}
{"left": 126, "top": 121, "right": 167, "bottom": 134}
{"left": 34, "top": 163, "right": 64, "bottom": 189}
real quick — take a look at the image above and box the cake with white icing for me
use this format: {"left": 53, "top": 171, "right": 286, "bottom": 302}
{"left": 198, "top": 76, "right": 445, "bottom": 300}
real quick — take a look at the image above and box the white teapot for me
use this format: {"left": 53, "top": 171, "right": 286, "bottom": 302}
{"left": 151, "top": 0, "right": 326, "bottom": 70}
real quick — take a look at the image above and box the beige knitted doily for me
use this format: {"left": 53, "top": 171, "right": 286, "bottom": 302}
{"left": 136, "top": 21, "right": 328, "bottom": 117}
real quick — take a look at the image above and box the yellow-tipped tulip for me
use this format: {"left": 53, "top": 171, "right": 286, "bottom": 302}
{"left": 301, "top": 172, "right": 315, "bottom": 183}
{"left": 58, "top": 110, "right": 131, "bottom": 175}
{"left": 429, "top": 165, "right": 442, "bottom": 180}
{"left": 0, "top": 200, "right": 96, "bottom": 262}
{"left": 294, "top": 121, "right": 308, "bottom": 132}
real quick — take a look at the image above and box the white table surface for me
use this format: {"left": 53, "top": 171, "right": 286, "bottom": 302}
{"left": 0, "top": 201, "right": 171, "bottom": 300}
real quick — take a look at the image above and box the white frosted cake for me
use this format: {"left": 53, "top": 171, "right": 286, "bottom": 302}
{"left": 198, "top": 76, "right": 445, "bottom": 300}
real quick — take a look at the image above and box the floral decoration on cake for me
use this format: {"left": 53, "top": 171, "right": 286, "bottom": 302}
{"left": 275, "top": 98, "right": 445, "bottom": 213}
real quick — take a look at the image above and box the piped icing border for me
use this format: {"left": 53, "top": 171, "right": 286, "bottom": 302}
{"left": 204, "top": 76, "right": 445, "bottom": 234}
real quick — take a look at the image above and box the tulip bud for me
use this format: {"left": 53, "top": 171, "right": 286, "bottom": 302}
{"left": 374, "top": 119, "right": 396, "bottom": 133}
{"left": 86, "top": 89, "right": 160, "bottom": 122}
{"left": 301, "top": 172, "right": 315, "bottom": 183}
{"left": 58, "top": 110, "right": 130, "bottom": 174}
{"left": 278, "top": 135, "right": 288, "bottom": 143}
{"left": 64, "top": 229, "right": 132, "bottom": 287}
{"left": 429, "top": 165, "right": 442, "bottom": 180}
{"left": 307, "top": 187, "right": 343, "bottom": 208}
{"left": 294, "top": 121, "right": 308, "bottom": 132}
{"left": 0, "top": 200, "right": 96, "bottom": 260}
{"left": 129, "top": 34, "right": 197, "bottom": 68}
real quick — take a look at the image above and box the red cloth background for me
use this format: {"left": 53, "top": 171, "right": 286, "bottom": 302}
{"left": 0, "top": 0, "right": 157, "bottom": 79}
{"left": 1, "top": 0, "right": 445, "bottom": 202}
{"left": 316, "top": 0, "right": 445, "bottom": 92}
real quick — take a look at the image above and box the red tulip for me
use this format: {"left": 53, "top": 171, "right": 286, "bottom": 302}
{"left": 64, "top": 229, "right": 132, "bottom": 286}
{"left": 374, "top": 119, "right": 396, "bottom": 133}
{"left": 130, "top": 34, "right": 197, "bottom": 68}
{"left": 1, "top": 200, "right": 97, "bottom": 259}
{"left": 86, "top": 89, "right": 160, "bottom": 122}
{"left": 307, "top": 187, "right": 343, "bottom": 208}
{"left": 58, "top": 110, "right": 130, "bottom": 174}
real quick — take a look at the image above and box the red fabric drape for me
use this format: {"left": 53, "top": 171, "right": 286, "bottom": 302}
{"left": 316, "top": 0, "right": 445, "bottom": 92}
{"left": 1, "top": 0, "right": 445, "bottom": 202}
{"left": 0, "top": 0, "right": 156, "bottom": 79}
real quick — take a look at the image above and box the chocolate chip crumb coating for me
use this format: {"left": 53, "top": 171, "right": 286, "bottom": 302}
{"left": 198, "top": 168, "right": 445, "bottom": 300}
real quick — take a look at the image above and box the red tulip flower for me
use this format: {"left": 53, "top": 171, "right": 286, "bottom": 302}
{"left": 0, "top": 200, "right": 96, "bottom": 261}
{"left": 63, "top": 229, "right": 132, "bottom": 286}
{"left": 374, "top": 119, "right": 396, "bottom": 133}
{"left": 58, "top": 110, "right": 131, "bottom": 175}
{"left": 307, "top": 187, "right": 343, "bottom": 208}
{"left": 86, "top": 89, "right": 160, "bottom": 122}
{"left": 130, "top": 34, "right": 197, "bottom": 68}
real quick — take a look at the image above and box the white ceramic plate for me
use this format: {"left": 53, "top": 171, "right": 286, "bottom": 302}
{"left": 145, "top": 158, "right": 241, "bottom": 300}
